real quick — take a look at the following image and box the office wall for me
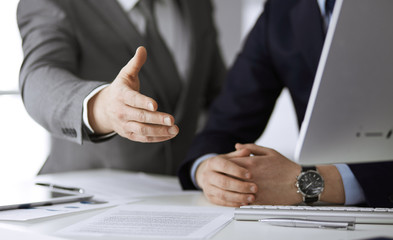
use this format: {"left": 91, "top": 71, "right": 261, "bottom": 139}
{"left": 0, "top": 0, "right": 298, "bottom": 182}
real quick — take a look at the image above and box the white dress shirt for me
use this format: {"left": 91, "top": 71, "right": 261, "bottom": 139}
{"left": 317, "top": 0, "right": 334, "bottom": 31}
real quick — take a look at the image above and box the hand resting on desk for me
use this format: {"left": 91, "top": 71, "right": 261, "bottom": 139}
{"left": 196, "top": 147, "right": 257, "bottom": 207}
{"left": 196, "top": 143, "right": 345, "bottom": 207}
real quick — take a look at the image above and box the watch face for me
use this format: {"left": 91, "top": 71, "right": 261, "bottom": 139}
{"left": 297, "top": 171, "right": 324, "bottom": 197}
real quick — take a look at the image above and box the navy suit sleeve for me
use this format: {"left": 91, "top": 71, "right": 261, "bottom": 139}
{"left": 349, "top": 162, "right": 393, "bottom": 207}
{"left": 178, "top": 2, "right": 284, "bottom": 189}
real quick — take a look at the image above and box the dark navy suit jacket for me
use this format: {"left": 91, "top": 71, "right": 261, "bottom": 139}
{"left": 178, "top": 0, "right": 393, "bottom": 207}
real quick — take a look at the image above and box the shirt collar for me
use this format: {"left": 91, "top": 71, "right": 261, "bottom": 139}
{"left": 317, "top": 0, "right": 326, "bottom": 16}
{"left": 117, "top": 0, "right": 166, "bottom": 12}
{"left": 117, "top": 0, "right": 139, "bottom": 12}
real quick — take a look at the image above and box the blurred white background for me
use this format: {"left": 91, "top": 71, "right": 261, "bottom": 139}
{"left": 0, "top": 0, "right": 297, "bottom": 182}
{"left": 0, "top": 0, "right": 50, "bottom": 182}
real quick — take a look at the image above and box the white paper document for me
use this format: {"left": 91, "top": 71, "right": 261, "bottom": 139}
{"left": 57, "top": 205, "right": 234, "bottom": 239}
{"left": 36, "top": 169, "right": 184, "bottom": 201}
{"left": 0, "top": 170, "right": 185, "bottom": 221}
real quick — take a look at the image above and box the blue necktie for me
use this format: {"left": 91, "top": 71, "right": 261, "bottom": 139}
{"left": 325, "top": 0, "right": 336, "bottom": 15}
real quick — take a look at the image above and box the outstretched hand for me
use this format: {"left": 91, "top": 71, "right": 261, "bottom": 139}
{"left": 88, "top": 46, "right": 179, "bottom": 142}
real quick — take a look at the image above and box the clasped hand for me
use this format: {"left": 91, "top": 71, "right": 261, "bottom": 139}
{"left": 88, "top": 47, "right": 179, "bottom": 143}
{"left": 196, "top": 143, "right": 303, "bottom": 207}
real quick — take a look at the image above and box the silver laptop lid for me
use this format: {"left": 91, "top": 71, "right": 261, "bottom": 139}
{"left": 295, "top": 0, "right": 393, "bottom": 165}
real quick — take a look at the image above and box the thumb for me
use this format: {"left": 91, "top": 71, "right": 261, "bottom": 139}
{"left": 118, "top": 46, "right": 147, "bottom": 90}
{"left": 235, "top": 143, "right": 271, "bottom": 156}
{"left": 224, "top": 147, "right": 251, "bottom": 159}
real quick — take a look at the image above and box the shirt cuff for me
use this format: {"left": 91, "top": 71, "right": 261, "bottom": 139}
{"left": 334, "top": 164, "right": 366, "bottom": 205}
{"left": 83, "top": 84, "right": 116, "bottom": 139}
{"left": 190, "top": 153, "right": 218, "bottom": 189}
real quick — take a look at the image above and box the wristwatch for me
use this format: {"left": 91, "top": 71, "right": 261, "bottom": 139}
{"left": 296, "top": 166, "right": 325, "bottom": 205}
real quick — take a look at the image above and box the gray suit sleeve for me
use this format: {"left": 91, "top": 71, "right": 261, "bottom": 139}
{"left": 17, "top": 0, "right": 105, "bottom": 144}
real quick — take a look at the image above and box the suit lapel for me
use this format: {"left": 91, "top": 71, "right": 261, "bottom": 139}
{"left": 86, "top": 0, "right": 145, "bottom": 51}
{"left": 290, "top": 0, "right": 325, "bottom": 73}
{"left": 85, "top": 0, "right": 175, "bottom": 112}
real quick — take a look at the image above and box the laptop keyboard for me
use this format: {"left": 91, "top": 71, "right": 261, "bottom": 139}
{"left": 235, "top": 205, "right": 393, "bottom": 224}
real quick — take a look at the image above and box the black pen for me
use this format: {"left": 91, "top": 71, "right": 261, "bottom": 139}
{"left": 35, "top": 182, "right": 85, "bottom": 193}
{"left": 259, "top": 218, "right": 355, "bottom": 230}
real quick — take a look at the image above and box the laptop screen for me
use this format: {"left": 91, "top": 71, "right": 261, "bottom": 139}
{"left": 295, "top": 0, "right": 393, "bottom": 165}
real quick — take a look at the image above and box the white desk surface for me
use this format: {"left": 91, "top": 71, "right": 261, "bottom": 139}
{"left": 0, "top": 169, "right": 392, "bottom": 240}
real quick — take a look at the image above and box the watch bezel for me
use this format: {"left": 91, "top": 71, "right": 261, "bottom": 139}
{"left": 296, "top": 169, "right": 325, "bottom": 198}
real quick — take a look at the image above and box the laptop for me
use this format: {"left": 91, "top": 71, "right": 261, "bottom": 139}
{"left": 294, "top": 0, "right": 393, "bottom": 165}
{"left": 235, "top": 0, "right": 393, "bottom": 224}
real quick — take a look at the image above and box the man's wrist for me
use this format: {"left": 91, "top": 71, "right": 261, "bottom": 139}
{"left": 83, "top": 84, "right": 115, "bottom": 139}
{"left": 190, "top": 153, "right": 217, "bottom": 189}
{"left": 317, "top": 165, "right": 345, "bottom": 204}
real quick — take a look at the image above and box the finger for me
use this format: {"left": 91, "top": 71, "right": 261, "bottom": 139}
{"left": 208, "top": 195, "right": 245, "bottom": 207}
{"left": 209, "top": 171, "right": 257, "bottom": 194}
{"left": 125, "top": 134, "right": 177, "bottom": 143}
{"left": 125, "top": 122, "right": 179, "bottom": 137}
{"left": 207, "top": 194, "right": 243, "bottom": 207}
{"left": 235, "top": 143, "right": 274, "bottom": 155}
{"left": 209, "top": 157, "right": 251, "bottom": 180}
{"left": 122, "top": 46, "right": 147, "bottom": 79}
{"left": 121, "top": 106, "right": 175, "bottom": 126}
{"left": 224, "top": 148, "right": 251, "bottom": 158}
{"left": 118, "top": 46, "right": 147, "bottom": 89}
{"left": 204, "top": 184, "right": 255, "bottom": 206}
{"left": 123, "top": 90, "right": 158, "bottom": 112}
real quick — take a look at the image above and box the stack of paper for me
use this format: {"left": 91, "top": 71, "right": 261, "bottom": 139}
{"left": 0, "top": 169, "right": 188, "bottom": 221}
{"left": 57, "top": 204, "right": 234, "bottom": 239}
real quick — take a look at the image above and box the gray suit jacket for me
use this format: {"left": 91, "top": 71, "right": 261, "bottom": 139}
{"left": 17, "top": 0, "right": 225, "bottom": 175}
